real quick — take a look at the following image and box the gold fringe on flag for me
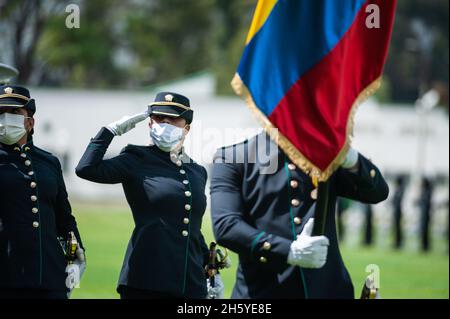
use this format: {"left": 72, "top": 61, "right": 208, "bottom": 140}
{"left": 231, "top": 73, "right": 382, "bottom": 182}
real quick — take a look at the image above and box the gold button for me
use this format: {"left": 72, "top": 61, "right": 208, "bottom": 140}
{"left": 370, "top": 169, "right": 376, "bottom": 178}
{"left": 14, "top": 147, "right": 20, "bottom": 152}
{"left": 183, "top": 180, "right": 189, "bottom": 185}
{"left": 176, "top": 160, "right": 182, "bottom": 167}
{"left": 185, "top": 191, "right": 191, "bottom": 197}
{"left": 25, "top": 160, "right": 31, "bottom": 166}
{"left": 180, "top": 169, "right": 186, "bottom": 175}
{"left": 263, "top": 242, "right": 271, "bottom": 250}
{"left": 30, "top": 182, "right": 37, "bottom": 188}
{"left": 294, "top": 217, "right": 302, "bottom": 225}
{"left": 32, "top": 221, "right": 39, "bottom": 228}
{"left": 25, "top": 147, "right": 30, "bottom": 152}
{"left": 32, "top": 208, "right": 39, "bottom": 214}
{"left": 185, "top": 204, "right": 191, "bottom": 211}
{"left": 182, "top": 230, "right": 189, "bottom": 237}
{"left": 259, "top": 256, "right": 267, "bottom": 263}
{"left": 28, "top": 171, "right": 34, "bottom": 176}
{"left": 291, "top": 199, "right": 300, "bottom": 207}
{"left": 288, "top": 163, "right": 296, "bottom": 171}
{"left": 290, "top": 180, "right": 299, "bottom": 188}
{"left": 31, "top": 195, "right": 38, "bottom": 202}
{"left": 20, "top": 153, "right": 27, "bottom": 158}
{"left": 183, "top": 218, "right": 190, "bottom": 224}
{"left": 311, "top": 188, "right": 318, "bottom": 200}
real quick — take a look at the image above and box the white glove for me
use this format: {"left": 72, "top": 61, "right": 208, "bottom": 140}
{"left": 74, "top": 244, "right": 86, "bottom": 276}
{"left": 206, "top": 273, "right": 225, "bottom": 299}
{"left": 287, "top": 218, "right": 330, "bottom": 269}
{"left": 341, "top": 147, "right": 359, "bottom": 169}
{"left": 105, "top": 110, "right": 149, "bottom": 136}
{"left": 217, "top": 249, "right": 232, "bottom": 269}
{"left": 222, "top": 257, "right": 232, "bottom": 269}
{"left": 66, "top": 244, "right": 86, "bottom": 298}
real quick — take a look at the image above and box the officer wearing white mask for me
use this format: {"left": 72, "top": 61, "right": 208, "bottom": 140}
{"left": 0, "top": 85, "right": 85, "bottom": 299}
{"left": 76, "top": 92, "right": 229, "bottom": 299}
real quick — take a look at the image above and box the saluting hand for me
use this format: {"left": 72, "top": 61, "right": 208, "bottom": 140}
{"left": 106, "top": 110, "right": 150, "bottom": 136}
{"left": 287, "top": 218, "right": 330, "bottom": 269}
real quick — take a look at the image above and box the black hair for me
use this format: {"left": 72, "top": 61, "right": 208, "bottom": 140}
{"left": 24, "top": 108, "right": 34, "bottom": 136}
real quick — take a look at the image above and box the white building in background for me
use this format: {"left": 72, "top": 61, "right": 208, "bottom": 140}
{"left": 29, "top": 73, "right": 449, "bottom": 245}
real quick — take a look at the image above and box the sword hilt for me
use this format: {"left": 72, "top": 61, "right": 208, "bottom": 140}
{"left": 66, "top": 231, "right": 78, "bottom": 263}
{"left": 360, "top": 277, "right": 378, "bottom": 299}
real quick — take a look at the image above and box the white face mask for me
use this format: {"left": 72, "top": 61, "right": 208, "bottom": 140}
{"left": 150, "top": 121, "right": 186, "bottom": 152}
{"left": 0, "top": 113, "right": 27, "bottom": 145}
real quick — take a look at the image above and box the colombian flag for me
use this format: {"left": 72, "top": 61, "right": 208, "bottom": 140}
{"left": 232, "top": 0, "right": 396, "bottom": 181}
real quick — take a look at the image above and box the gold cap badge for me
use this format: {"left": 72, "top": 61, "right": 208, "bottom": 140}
{"left": 165, "top": 94, "right": 174, "bottom": 102}
{"left": 4, "top": 87, "right": 13, "bottom": 94}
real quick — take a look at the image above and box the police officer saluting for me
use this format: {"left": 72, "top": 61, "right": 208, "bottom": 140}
{"left": 76, "top": 92, "right": 226, "bottom": 299}
{"left": 0, "top": 85, "right": 85, "bottom": 299}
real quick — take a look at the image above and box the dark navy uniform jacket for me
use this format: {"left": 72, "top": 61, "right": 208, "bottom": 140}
{"left": 76, "top": 128, "right": 209, "bottom": 298}
{"left": 0, "top": 140, "right": 83, "bottom": 291}
{"left": 210, "top": 133, "right": 389, "bottom": 299}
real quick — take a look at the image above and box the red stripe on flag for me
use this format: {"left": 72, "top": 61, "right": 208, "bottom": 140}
{"left": 268, "top": 0, "right": 395, "bottom": 171}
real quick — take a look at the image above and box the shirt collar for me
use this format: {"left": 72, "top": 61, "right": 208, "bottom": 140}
{"left": 0, "top": 138, "right": 34, "bottom": 153}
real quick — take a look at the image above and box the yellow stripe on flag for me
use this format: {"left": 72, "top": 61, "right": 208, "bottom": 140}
{"left": 245, "top": 0, "right": 278, "bottom": 45}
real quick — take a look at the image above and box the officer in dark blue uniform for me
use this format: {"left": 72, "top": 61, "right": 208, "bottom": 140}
{"left": 211, "top": 132, "right": 389, "bottom": 299}
{"left": 76, "top": 92, "right": 216, "bottom": 299}
{"left": 0, "top": 85, "right": 85, "bottom": 299}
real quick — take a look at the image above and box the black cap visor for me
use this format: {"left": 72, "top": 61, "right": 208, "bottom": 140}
{"left": 150, "top": 104, "right": 184, "bottom": 118}
{"left": 0, "top": 96, "right": 26, "bottom": 110}
{"left": 149, "top": 103, "right": 193, "bottom": 124}
{"left": 0, "top": 99, "right": 36, "bottom": 116}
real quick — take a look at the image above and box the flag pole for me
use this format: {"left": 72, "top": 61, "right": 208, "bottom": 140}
{"left": 312, "top": 181, "right": 330, "bottom": 236}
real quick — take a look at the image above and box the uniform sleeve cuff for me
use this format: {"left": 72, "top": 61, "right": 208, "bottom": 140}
{"left": 251, "top": 232, "right": 292, "bottom": 271}
{"left": 93, "top": 127, "right": 115, "bottom": 142}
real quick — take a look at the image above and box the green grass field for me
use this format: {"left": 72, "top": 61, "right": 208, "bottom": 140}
{"left": 71, "top": 203, "right": 449, "bottom": 299}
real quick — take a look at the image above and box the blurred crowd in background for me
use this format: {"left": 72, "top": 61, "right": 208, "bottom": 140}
{"left": 337, "top": 174, "right": 448, "bottom": 254}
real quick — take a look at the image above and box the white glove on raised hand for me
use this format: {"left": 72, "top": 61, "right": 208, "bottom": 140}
{"left": 66, "top": 244, "right": 86, "bottom": 298}
{"left": 206, "top": 274, "right": 225, "bottom": 299}
{"left": 341, "top": 147, "right": 359, "bottom": 169}
{"left": 106, "top": 110, "right": 149, "bottom": 136}
{"left": 287, "top": 218, "right": 330, "bottom": 269}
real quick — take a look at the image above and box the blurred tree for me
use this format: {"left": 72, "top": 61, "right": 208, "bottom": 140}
{"left": 0, "top": 0, "right": 69, "bottom": 84}
{"left": 211, "top": 0, "right": 257, "bottom": 95}
{"left": 123, "top": 0, "right": 215, "bottom": 86}
{"left": 384, "top": 0, "right": 449, "bottom": 104}
{"left": 37, "top": 0, "right": 124, "bottom": 87}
